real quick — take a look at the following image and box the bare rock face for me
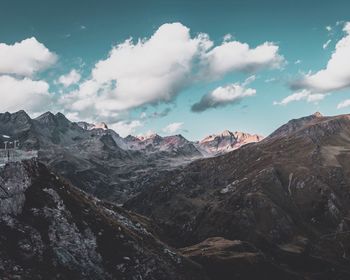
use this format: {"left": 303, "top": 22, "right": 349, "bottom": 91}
{"left": 124, "top": 133, "right": 202, "bottom": 158}
{"left": 0, "top": 160, "right": 207, "bottom": 280}
{"left": 77, "top": 121, "right": 108, "bottom": 131}
{"left": 197, "top": 130, "right": 263, "bottom": 156}
{"left": 0, "top": 162, "right": 31, "bottom": 215}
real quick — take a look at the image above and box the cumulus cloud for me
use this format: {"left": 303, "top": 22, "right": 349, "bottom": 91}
{"left": 276, "top": 22, "right": 350, "bottom": 107}
{"left": 0, "top": 37, "right": 57, "bottom": 76}
{"left": 337, "top": 99, "right": 350, "bottom": 109}
{"left": 273, "top": 89, "right": 326, "bottom": 106}
{"left": 0, "top": 75, "right": 52, "bottom": 113}
{"left": 201, "top": 41, "right": 283, "bottom": 79}
{"left": 191, "top": 76, "right": 256, "bottom": 112}
{"left": 109, "top": 120, "right": 142, "bottom": 137}
{"left": 291, "top": 22, "right": 350, "bottom": 94}
{"left": 60, "top": 22, "right": 283, "bottom": 120}
{"left": 57, "top": 69, "right": 81, "bottom": 87}
{"left": 162, "top": 122, "right": 184, "bottom": 134}
{"left": 60, "top": 23, "right": 211, "bottom": 119}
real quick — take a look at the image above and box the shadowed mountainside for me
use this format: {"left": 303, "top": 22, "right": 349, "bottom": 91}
{"left": 0, "top": 159, "right": 207, "bottom": 280}
{"left": 125, "top": 112, "right": 350, "bottom": 279}
{"left": 0, "top": 111, "right": 203, "bottom": 203}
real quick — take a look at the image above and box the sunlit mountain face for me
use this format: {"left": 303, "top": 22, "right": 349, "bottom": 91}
{"left": 1, "top": 1, "right": 350, "bottom": 279}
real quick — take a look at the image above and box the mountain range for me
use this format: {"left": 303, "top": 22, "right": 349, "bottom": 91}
{"left": 125, "top": 112, "right": 350, "bottom": 279}
{"left": 0, "top": 110, "right": 261, "bottom": 203}
{"left": 2, "top": 110, "right": 350, "bottom": 279}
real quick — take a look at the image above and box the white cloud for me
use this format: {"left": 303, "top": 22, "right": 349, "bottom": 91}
{"left": 61, "top": 22, "right": 283, "bottom": 120}
{"left": 223, "top": 33, "right": 233, "bottom": 42}
{"left": 0, "top": 75, "right": 52, "bottom": 113}
{"left": 295, "top": 59, "right": 302, "bottom": 64}
{"left": 192, "top": 77, "right": 256, "bottom": 112}
{"left": 58, "top": 69, "right": 81, "bottom": 87}
{"left": 337, "top": 99, "right": 350, "bottom": 109}
{"left": 109, "top": 120, "right": 142, "bottom": 137}
{"left": 163, "top": 122, "right": 184, "bottom": 134}
{"left": 65, "top": 112, "right": 81, "bottom": 122}
{"left": 279, "top": 22, "right": 350, "bottom": 107}
{"left": 242, "top": 75, "right": 256, "bottom": 86}
{"left": 0, "top": 37, "right": 57, "bottom": 76}
{"left": 323, "top": 39, "right": 331, "bottom": 50}
{"left": 326, "top": 26, "right": 332, "bottom": 32}
{"left": 291, "top": 22, "right": 350, "bottom": 94}
{"left": 202, "top": 41, "right": 284, "bottom": 79}
{"left": 61, "top": 23, "right": 211, "bottom": 118}
{"left": 274, "top": 89, "right": 326, "bottom": 105}
{"left": 344, "top": 22, "right": 350, "bottom": 33}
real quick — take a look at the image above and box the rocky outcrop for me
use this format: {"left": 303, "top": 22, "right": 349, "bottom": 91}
{"left": 0, "top": 160, "right": 207, "bottom": 280}
{"left": 197, "top": 130, "right": 263, "bottom": 156}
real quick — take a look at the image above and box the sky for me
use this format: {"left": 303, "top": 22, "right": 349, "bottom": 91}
{"left": 0, "top": 0, "right": 350, "bottom": 140}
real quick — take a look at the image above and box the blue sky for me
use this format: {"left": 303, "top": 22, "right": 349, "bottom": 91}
{"left": 0, "top": 0, "right": 350, "bottom": 139}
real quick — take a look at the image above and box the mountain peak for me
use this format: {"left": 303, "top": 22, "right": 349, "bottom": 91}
{"left": 137, "top": 133, "right": 161, "bottom": 141}
{"left": 220, "top": 130, "right": 233, "bottom": 137}
{"left": 35, "top": 111, "right": 55, "bottom": 121}
{"left": 12, "top": 110, "right": 31, "bottom": 120}
{"left": 198, "top": 130, "right": 263, "bottom": 156}
{"left": 77, "top": 121, "right": 108, "bottom": 131}
{"left": 55, "top": 112, "right": 70, "bottom": 121}
{"left": 94, "top": 122, "right": 108, "bottom": 130}
{"left": 312, "top": 111, "right": 323, "bottom": 118}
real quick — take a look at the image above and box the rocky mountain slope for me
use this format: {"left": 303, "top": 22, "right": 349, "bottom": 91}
{"left": 0, "top": 159, "right": 207, "bottom": 280}
{"left": 123, "top": 133, "right": 202, "bottom": 157}
{"left": 0, "top": 111, "right": 202, "bottom": 203}
{"left": 196, "top": 130, "right": 263, "bottom": 156}
{"left": 0, "top": 110, "right": 262, "bottom": 203}
{"left": 126, "top": 112, "right": 350, "bottom": 279}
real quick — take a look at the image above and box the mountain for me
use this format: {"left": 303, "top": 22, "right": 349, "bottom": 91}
{"left": 0, "top": 110, "right": 263, "bottom": 204}
{"left": 0, "top": 111, "right": 203, "bottom": 203}
{"left": 268, "top": 111, "right": 324, "bottom": 139}
{"left": 77, "top": 121, "right": 108, "bottom": 131}
{"left": 124, "top": 133, "right": 202, "bottom": 157}
{"left": 197, "top": 130, "right": 264, "bottom": 156}
{"left": 0, "top": 159, "right": 207, "bottom": 280}
{"left": 125, "top": 112, "right": 350, "bottom": 279}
